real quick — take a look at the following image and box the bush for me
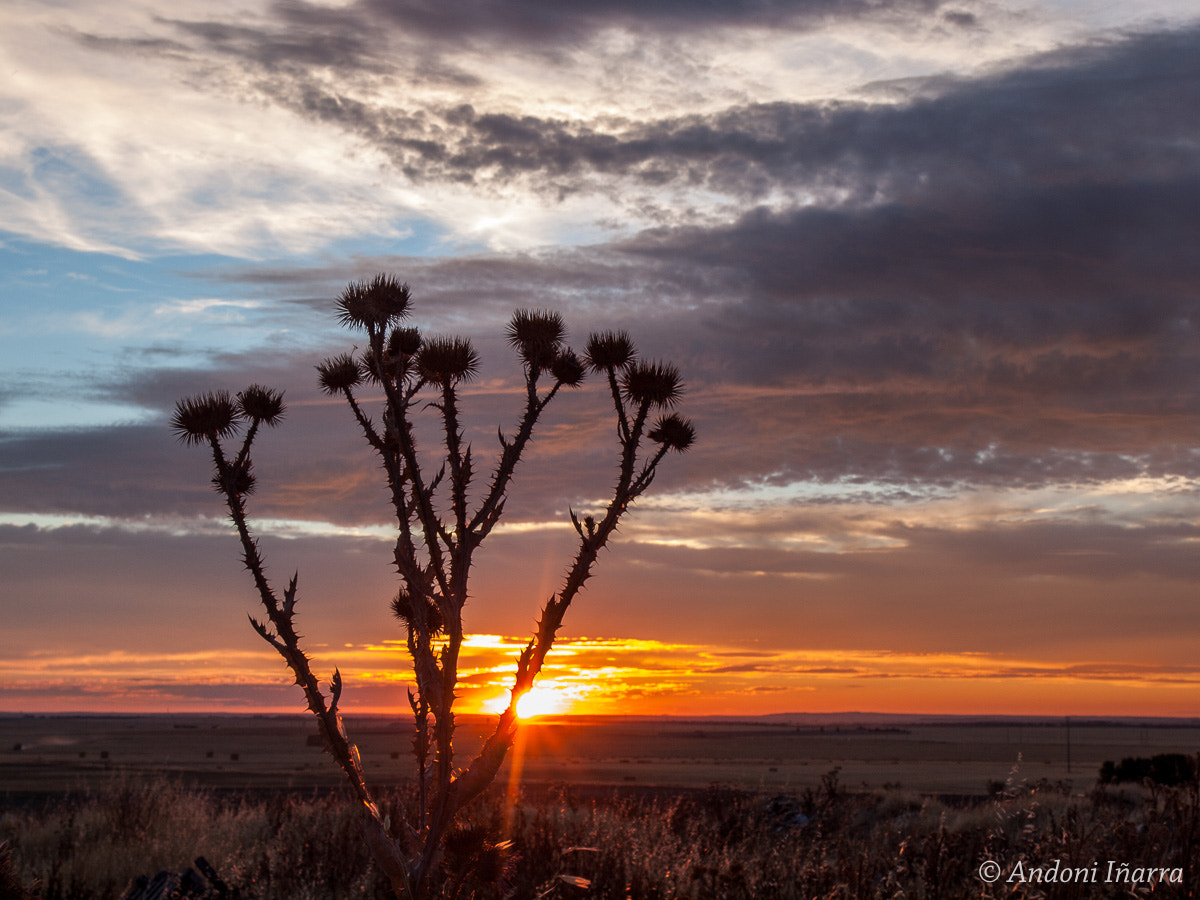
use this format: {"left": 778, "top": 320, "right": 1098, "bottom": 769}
{"left": 1098, "top": 753, "right": 1196, "bottom": 786}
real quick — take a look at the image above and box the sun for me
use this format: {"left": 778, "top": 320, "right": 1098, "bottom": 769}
{"left": 515, "top": 684, "right": 568, "bottom": 719}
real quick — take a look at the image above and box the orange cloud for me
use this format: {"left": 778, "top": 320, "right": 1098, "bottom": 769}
{"left": 6, "top": 637, "right": 1196, "bottom": 717}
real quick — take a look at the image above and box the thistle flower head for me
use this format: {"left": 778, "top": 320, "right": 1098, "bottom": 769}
{"left": 648, "top": 413, "right": 696, "bottom": 453}
{"left": 621, "top": 360, "right": 683, "bottom": 409}
{"left": 316, "top": 353, "right": 362, "bottom": 394}
{"left": 584, "top": 330, "right": 635, "bottom": 372}
{"left": 335, "top": 274, "right": 412, "bottom": 331}
{"left": 215, "top": 459, "right": 256, "bottom": 495}
{"left": 389, "top": 326, "right": 423, "bottom": 357}
{"left": 359, "top": 347, "right": 391, "bottom": 385}
{"left": 507, "top": 309, "right": 565, "bottom": 369}
{"left": 391, "top": 589, "right": 443, "bottom": 634}
{"left": 417, "top": 336, "right": 480, "bottom": 386}
{"left": 171, "top": 391, "right": 241, "bottom": 445}
{"left": 550, "top": 348, "right": 586, "bottom": 387}
{"left": 237, "top": 384, "right": 285, "bottom": 425}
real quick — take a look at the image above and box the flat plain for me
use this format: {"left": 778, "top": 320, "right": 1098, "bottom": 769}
{"left": 4, "top": 713, "right": 1200, "bottom": 798}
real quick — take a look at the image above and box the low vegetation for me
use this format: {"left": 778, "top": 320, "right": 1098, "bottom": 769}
{"left": 4, "top": 760, "right": 1200, "bottom": 898}
{"left": 1098, "top": 752, "right": 1196, "bottom": 787}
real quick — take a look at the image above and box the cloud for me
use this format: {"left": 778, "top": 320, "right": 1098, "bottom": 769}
{"left": 9, "top": 635, "right": 1200, "bottom": 715}
{"left": 358, "top": 0, "right": 952, "bottom": 39}
{"left": 20, "top": 0, "right": 1193, "bottom": 256}
{"left": 185, "top": 23, "right": 1200, "bottom": 215}
{"left": 4, "top": 3, "right": 1200, "bottom": 716}
{"left": 110, "top": 22, "right": 1199, "bottom": 496}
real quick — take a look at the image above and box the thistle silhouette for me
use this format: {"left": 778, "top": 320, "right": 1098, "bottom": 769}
{"left": 173, "top": 276, "right": 694, "bottom": 899}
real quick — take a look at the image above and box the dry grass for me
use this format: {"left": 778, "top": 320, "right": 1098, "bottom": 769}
{"left": 2, "top": 776, "right": 382, "bottom": 899}
{"left": 4, "top": 760, "right": 1200, "bottom": 899}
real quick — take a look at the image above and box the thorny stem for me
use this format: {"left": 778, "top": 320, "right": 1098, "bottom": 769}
{"left": 448, "top": 393, "right": 664, "bottom": 813}
{"left": 206, "top": 431, "right": 412, "bottom": 896}
{"left": 182, "top": 289, "right": 690, "bottom": 900}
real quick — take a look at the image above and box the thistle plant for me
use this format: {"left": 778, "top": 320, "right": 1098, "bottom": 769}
{"left": 172, "top": 274, "right": 694, "bottom": 899}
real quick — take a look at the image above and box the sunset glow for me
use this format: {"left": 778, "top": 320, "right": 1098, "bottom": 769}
{"left": 514, "top": 685, "right": 571, "bottom": 720}
{"left": 4, "top": 636, "right": 1200, "bottom": 718}
{"left": 2, "top": 0, "right": 1199, "bottom": 720}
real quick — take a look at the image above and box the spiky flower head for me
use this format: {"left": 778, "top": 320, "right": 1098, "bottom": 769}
{"left": 584, "top": 330, "right": 636, "bottom": 372}
{"left": 621, "top": 360, "right": 683, "bottom": 409}
{"left": 335, "top": 274, "right": 412, "bottom": 331}
{"left": 237, "top": 384, "right": 286, "bottom": 425}
{"left": 417, "top": 336, "right": 480, "bottom": 386}
{"left": 316, "top": 353, "right": 362, "bottom": 394}
{"left": 550, "top": 348, "right": 586, "bottom": 387}
{"left": 648, "top": 413, "right": 696, "bottom": 453}
{"left": 391, "top": 588, "right": 443, "bottom": 634}
{"left": 507, "top": 309, "right": 565, "bottom": 369}
{"left": 171, "top": 391, "right": 241, "bottom": 445}
{"left": 214, "top": 459, "right": 256, "bottom": 496}
{"left": 388, "top": 326, "right": 423, "bottom": 357}
{"left": 358, "top": 347, "right": 389, "bottom": 385}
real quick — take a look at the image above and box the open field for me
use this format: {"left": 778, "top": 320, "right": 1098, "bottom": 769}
{"left": 5, "top": 713, "right": 1200, "bottom": 797}
{"left": 6, "top": 714, "right": 1200, "bottom": 898}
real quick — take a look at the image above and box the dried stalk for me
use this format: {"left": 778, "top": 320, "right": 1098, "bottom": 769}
{"left": 173, "top": 276, "right": 693, "bottom": 899}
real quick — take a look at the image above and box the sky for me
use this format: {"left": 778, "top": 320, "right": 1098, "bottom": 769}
{"left": 2, "top": 0, "right": 1199, "bottom": 719}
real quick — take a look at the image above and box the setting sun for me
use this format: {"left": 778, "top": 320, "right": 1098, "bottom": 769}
{"left": 515, "top": 684, "right": 570, "bottom": 719}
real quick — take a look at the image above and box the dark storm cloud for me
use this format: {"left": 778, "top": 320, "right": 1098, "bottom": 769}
{"left": 647, "top": 179, "right": 1200, "bottom": 307}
